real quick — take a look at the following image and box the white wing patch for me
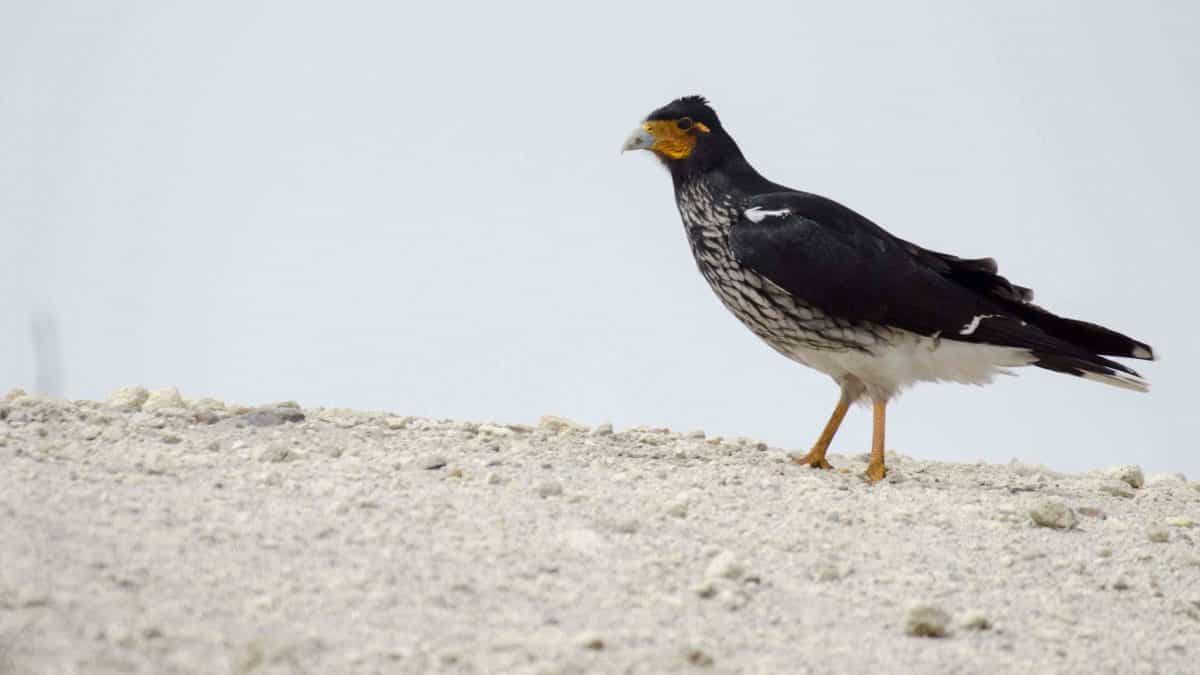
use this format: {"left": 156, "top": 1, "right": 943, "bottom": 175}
{"left": 959, "top": 314, "right": 1000, "bottom": 336}
{"left": 744, "top": 206, "right": 791, "bottom": 223}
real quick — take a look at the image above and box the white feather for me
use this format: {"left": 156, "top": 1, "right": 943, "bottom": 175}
{"left": 744, "top": 206, "right": 790, "bottom": 223}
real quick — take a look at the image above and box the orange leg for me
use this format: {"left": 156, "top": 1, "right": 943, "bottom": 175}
{"left": 791, "top": 395, "right": 851, "bottom": 470}
{"left": 865, "top": 400, "right": 887, "bottom": 483}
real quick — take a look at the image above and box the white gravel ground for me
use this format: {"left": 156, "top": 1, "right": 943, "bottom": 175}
{"left": 2, "top": 387, "right": 1198, "bottom": 674}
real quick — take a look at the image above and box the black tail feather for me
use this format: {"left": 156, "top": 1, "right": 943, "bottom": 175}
{"left": 1033, "top": 352, "right": 1149, "bottom": 392}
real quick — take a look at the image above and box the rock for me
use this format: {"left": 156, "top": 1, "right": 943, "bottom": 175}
{"left": 418, "top": 455, "right": 448, "bottom": 470}
{"left": 575, "top": 632, "right": 605, "bottom": 650}
{"left": 906, "top": 605, "right": 951, "bottom": 638}
{"left": 384, "top": 416, "right": 411, "bottom": 430}
{"left": 591, "top": 422, "right": 614, "bottom": 437}
{"left": 683, "top": 647, "right": 714, "bottom": 667}
{"left": 191, "top": 397, "right": 226, "bottom": 411}
{"left": 960, "top": 610, "right": 992, "bottom": 631}
{"left": 811, "top": 563, "right": 843, "bottom": 583}
{"left": 1165, "top": 517, "right": 1197, "bottom": 528}
{"left": 245, "top": 406, "right": 305, "bottom": 427}
{"left": 1112, "top": 577, "right": 1132, "bottom": 591}
{"left": 478, "top": 424, "right": 515, "bottom": 437}
{"left": 1076, "top": 506, "right": 1107, "bottom": 519}
{"left": 539, "top": 415, "right": 586, "bottom": 433}
{"left": 486, "top": 472, "right": 503, "bottom": 485}
{"left": 3, "top": 387, "right": 27, "bottom": 401}
{"left": 1148, "top": 528, "right": 1170, "bottom": 543}
{"left": 665, "top": 491, "right": 692, "bottom": 518}
{"left": 1098, "top": 481, "right": 1135, "bottom": 499}
{"left": 705, "top": 550, "right": 744, "bottom": 580}
{"left": 1030, "top": 500, "right": 1079, "bottom": 530}
{"left": 106, "top": 386, "right": 149, "bottom": 412}
{"left": 142, "top": 387, "right": 184, "bottom": 413}
{"left": 536, "top": 481, "right": 563, "bottom": 498}
{"left": 256, "top": 443, "right": 291, "bottom": 463}
{"left": 1104, "top": 465, "right": 1144, "bottom": 489}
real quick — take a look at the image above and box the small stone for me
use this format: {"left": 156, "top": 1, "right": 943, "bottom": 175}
{"left": 1166, "top": 517, "right": 1197, "bottom": 528}
{"left": 256, "top": 443, "right": 291, "bottom": 463}
{"left": 612, "top": 518, "right": 639, "bottom": 534}
{"left": 142, "top": 387, "right": 184, "bottom": 413}
{"left": 106, "top": 386, "right": 149, "bottom": 412}
{"left": 3, "top": 387, "right": 27, "bottom": 401}
{"left": 685, "top": 430, "right": 705, "bottom": 439}
{"left": 812, "top": 563, "right": 842, "bottom": 583}
{"left": 1030, "top": 500, "right": 1079, "bottom": 530}
{"left": 486, "top": 472, "right": 503, "bottom": 485}
{"left": 1104, "top": 464, "right": 1144, "bottom": 489}
{"left": 1098, "top": 481, "right": 1135, "bottom": 499}
{"left": 1112, "top": 577, "right": 1131, "bottom": 591}
{"left": 693, "top": 580, "right": 718, "bottom": 598}
{"left": 961, "top": 611, "right": 992, "bottom": 631}
{"left": 906, "top": 605, "right": 951, "bottom": 638}
{"left": 683, "top": 647, "right": 714, "bottom": 667}
{"left": 418, "top": 455, "right": 448, "bottom": 470}
{"left": 1076, "top": 506, "right": 1107, "bottom": 519}
{"left": 591, "top": 422, "right": 614, "bottom": 437}
{"left": 705, "top": 550, "right": 744, "bottom": 580}
{"left": 575, "top": 632, "right": 605, "bottom": 650}
{"left": 384, "top": 416, "right": 411, "bottom": 430}
{"left": 478, "top": 424, "right": 515, "bottom": 437}
{"left": 536, "top": 481, "right": 563, "bottom": 498}
{"left": 1148, "top": 528, "right": 1170, "bottom": 543}
{"left": 665, "top": 491, "right": 691, "bottom": 518}
{"left": 539, "top": 415, "right": 586, "bottom": 433}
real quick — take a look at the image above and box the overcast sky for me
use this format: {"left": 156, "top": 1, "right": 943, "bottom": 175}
{"left": 3, "top": 1, "right": 1197, "bottom": 477}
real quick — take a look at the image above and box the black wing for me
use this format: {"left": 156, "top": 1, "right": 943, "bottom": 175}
{"left": 729, "top": 191, "right": 1151, "bottom": 378}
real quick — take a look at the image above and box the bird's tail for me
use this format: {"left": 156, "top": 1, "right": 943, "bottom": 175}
{"left": 1032, "top": 352, "right": 1150, "bottom": 392}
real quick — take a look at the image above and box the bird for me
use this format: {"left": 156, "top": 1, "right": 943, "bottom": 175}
{"left": 621, "top": 95, "right": 1155, "bottom": 483}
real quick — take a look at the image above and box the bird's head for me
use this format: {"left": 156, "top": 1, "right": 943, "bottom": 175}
{"left": 622, "top": 95, "right": 743, "bottom": 175}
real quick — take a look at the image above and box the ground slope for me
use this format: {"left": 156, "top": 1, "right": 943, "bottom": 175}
{"left": 1, "top": 387, "right": 1198, "bottom": 675}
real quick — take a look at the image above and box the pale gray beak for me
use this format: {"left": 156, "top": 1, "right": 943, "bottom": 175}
{"left": 621, "top": 126, "right": 655, "bottom": 153}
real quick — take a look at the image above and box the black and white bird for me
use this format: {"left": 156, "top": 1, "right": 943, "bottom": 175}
{"left": 622, "top": 95, "right": 1155, "bottom": 482}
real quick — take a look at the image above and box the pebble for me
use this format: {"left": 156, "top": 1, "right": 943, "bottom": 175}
{"left": 1098, "top": 481, "right": 1135, "bottom": 499}
{"left": 1104, "top": 464, "right": 1144, "bottom": 489}
{"left": 245, "top": 407, "right": 305, "bottom": 427}
{"left": 539, "top": 415, "right": 586, "bottom": 434}
{"left": 256, "top": 443, "right": 291, "bottom": 463}
{"left": 575, "top": 632, "right": 605, "bottom": 650}
{"left": 1165, "top": 517, "right": 1197, "bottom": 528}
{"left": 960, "top": 610, "right": 992, "bottom": 631}
{"left": 142, "top": 387, "right": 184, "bottom": 413}
{"left": 591, "top": 422, "right": 614, "bottom": 437}
{"left": 906, "top": 605, "right": 951, "bottom": 637}
{"left": 683, "top": 647, "right": 714, "bottom": 667}
{"left": 536, "top": 481, "right": 563, "bottom": 498}
{"left": 3, "top": 387, "right": 27, "bottom": 401}
{"left": 1148, "top": 528, "right": 1170, "bottom": 543}
{"left": 665, "top": 491, "right": 691, "bottom": 518}
{"left": 384, "top": 416, "right": 411, "bottom": 430}
{"left": 418, "top": 455, "right": 448, "bottom": 470}
{"left": 1030, "top": 500, "right": 1079, "bottom": 530}
{"left": 106, "top": 386, "right": 149, "bottom": 412}
{"left": 705, "top": 550, "right": 745, "bottom": 580}
{"left": 486, "top": 472, "right": 503, "bottom": 485}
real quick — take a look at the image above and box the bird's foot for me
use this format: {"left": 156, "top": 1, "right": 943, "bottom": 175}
{"left": 791, "top": 450, "right": 834, "bottom": 470}
{"left": 864, "top": 460, "right": 887, "bottom": 484}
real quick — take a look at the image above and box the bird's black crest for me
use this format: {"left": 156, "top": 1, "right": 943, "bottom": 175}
{"left": 647, "top": 95, "right": 721, "bottom": 129}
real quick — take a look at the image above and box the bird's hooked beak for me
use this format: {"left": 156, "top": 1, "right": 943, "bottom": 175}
{"left": 621, "top": 124, "right": 656, "bottom": 153}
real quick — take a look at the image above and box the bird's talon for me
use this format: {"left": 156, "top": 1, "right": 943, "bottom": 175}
{"left": 864, "top": 461, "right": 887, "bottom": 484}
{"left": 790, "top": 452, "right": 834, "bottom": 470}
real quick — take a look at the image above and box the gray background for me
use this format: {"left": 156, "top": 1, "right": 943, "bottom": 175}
{"left": 3, "top": 1, "right": 1196, "bottom": 476}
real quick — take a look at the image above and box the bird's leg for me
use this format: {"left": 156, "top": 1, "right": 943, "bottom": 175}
{"left": 865, "top": 399, "right": 887, "bottom": 483}
{"left": 791, "top": 394, "right": 851, "bottom": 470}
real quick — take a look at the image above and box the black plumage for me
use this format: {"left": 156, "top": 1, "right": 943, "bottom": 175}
{"left": 622, "top": 95, "right": 1155, "bottom": 481}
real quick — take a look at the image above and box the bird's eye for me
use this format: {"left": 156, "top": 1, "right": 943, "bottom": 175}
{"left": 677, "top": 117, "right": 694, "bottom": 131}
